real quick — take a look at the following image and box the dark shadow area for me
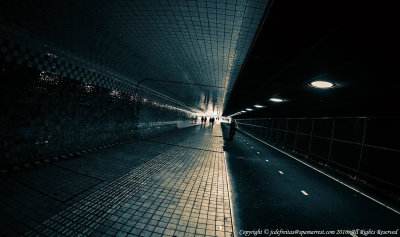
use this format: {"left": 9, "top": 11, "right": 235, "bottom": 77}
{"left": 235, "top": 118, "right": 400, "bottom": 199}
{"left": 222, "top": 124, "right": 400, "bottom": 233}
{"left": 224, "top": 0, "right": 400, "bottom": 118}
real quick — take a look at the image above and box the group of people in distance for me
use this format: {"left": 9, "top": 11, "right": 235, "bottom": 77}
{"left": 200, "top": 116, "right": 218, "bottom": 126}
{"left": 199, "top": 116, "right": 238, "bottom": 140}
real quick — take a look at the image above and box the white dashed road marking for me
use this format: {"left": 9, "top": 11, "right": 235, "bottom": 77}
{"left": 239, "top": 129, "right": 400, "bottom": 215}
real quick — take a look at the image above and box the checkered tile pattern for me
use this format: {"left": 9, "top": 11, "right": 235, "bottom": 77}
{"left": 0, "top": 35, "right": 137, "bottom": 97}
{"left": 18, "top": 125, "right": 232, "bottom": 237}
{"left": 0, "top": 0, "right": 268, "bottom": 113}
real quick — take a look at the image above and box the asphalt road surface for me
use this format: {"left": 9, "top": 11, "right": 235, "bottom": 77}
{"left": 222, "top": 125, "right": 400, "bottom": 237}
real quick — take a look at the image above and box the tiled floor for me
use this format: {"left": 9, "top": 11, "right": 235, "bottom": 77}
{"left": 0, "top": 124, "right": 233, "bottom": 237}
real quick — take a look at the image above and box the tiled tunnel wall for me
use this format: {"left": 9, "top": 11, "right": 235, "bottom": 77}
{"left": 0, "top": 61, "right": 195, "bottom": 169}
{"left": 236, "top": 117, "right": 400, "bottom": 192}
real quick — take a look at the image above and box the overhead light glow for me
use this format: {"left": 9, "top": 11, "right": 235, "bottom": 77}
{"left": 254, "top": 104, "right": 265, "bottom": 108}
{"left": 301, "top": 190, "right": 309, "bottom": 196}
{"left": 311, "top": 80, "right": 334, "bottom": 88}
{"left": 246, "top": 108, "right": 253, "bottom": 111}
{"left": 241, "top": 110, "right": 246, "bottom": 113}
{"left": 270, "top": 98, "right": 283, "bottom": 102}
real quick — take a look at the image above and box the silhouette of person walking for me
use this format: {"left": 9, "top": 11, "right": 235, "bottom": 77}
{"left": 229, "top": 119, "right": 238, "bottom": 140}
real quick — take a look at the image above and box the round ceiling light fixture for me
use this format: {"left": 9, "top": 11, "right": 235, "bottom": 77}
{"left": 310, "top": 80, "right": 334, "bottom": 89}
{"left": 269, "top": 98, "right": 284, "bottom": 103}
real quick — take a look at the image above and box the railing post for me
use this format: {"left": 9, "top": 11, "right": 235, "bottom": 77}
{"left": 269, "top": 119, "right": 273, "bottom": 140}
{"left": 283, "top": 119, "right": 289, "bottom": 147}
{"left": 294, "top": 119, "right": 299, "bottom": 151}
{"left": 307, "top": 119, "right": 315, "bottom": 157}
{"left": 327, "top": 118, "right": 335, "bottom": 162}
{"left": 357, "top": 118, "right": 367, "bottom": 172}
{"left": 263, "top": 118, "right": 268, "bottom": 141}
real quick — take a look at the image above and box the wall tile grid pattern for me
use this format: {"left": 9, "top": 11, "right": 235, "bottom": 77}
{"left": 0, "top": 0, "right": 268, "bottom": 112}
{"left": 0, "top": 62, "right": 193, "bottom": 169}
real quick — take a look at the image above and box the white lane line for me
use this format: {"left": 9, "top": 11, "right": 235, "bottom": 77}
{"left": 301, "top": 190, "right": 309, "bottom": 196}
{"left": 278, "top": 171, "right": 284, "bottom": 175}
{"left": 238, "top": 129, "right": 400, "bottom": 215}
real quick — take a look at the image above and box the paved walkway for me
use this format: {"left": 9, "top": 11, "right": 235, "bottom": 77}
{"left": 0, "top": 124, "right": 233, "bottom": 237}
{"left": 3, "top": 123, "right": 398, "bottom": 237}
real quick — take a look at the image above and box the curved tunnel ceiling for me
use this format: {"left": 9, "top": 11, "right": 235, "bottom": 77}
{"left": 0, "top": 0, "right": 270, "bottom": 115}
{"left": 224, "top": 0, "right": 400, "bottom": 118}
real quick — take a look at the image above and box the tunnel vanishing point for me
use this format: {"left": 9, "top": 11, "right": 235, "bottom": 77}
{"left": 0, "top": 1, "right": 399, "bottom": 236}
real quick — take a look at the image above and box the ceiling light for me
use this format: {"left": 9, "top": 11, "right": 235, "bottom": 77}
{"left": 254, "top": 104, "right": 265, "bottom": 108}
{"left": 241, "top": 110, "right": 246, "bottom": 113}
{"left": 246, "top": 108, "right": 253, "bottom": 111}
{"left": 310, "top": 80, "right": 334, "bottom": 88}
{"left": 269, "top": 98, "right": 283, "bottom": 102}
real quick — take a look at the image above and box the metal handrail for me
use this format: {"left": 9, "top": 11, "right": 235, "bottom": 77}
{"left": 236, "top": 116, "right": 400, "bottom": 189}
